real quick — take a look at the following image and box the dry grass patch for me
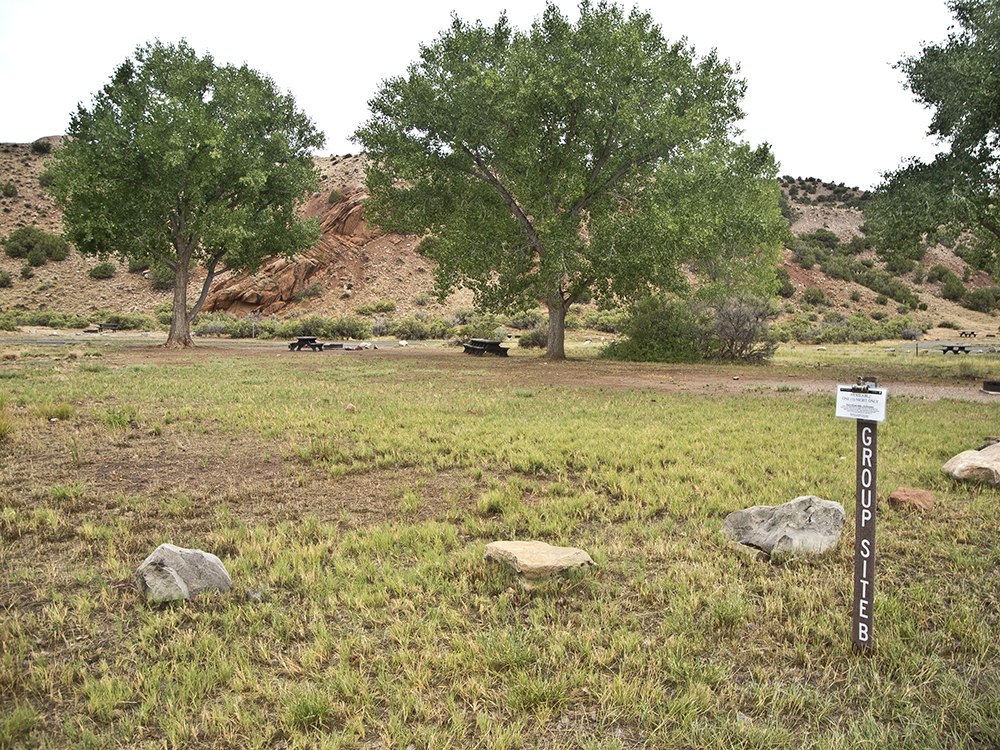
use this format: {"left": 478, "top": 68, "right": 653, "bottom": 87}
{"left": 0, "top": 343, "right": 997, "bottom": 748}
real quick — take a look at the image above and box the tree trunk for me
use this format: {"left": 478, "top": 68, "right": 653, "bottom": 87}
{"left": 545, "top": 297, "right": 570, "bottom": 360}
{"left": 164, "top": 244, "right": 194, "bottom": 349}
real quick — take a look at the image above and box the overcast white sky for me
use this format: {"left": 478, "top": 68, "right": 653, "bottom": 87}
{"left": 0, "top": 0, "right": 956, "bottom": 190}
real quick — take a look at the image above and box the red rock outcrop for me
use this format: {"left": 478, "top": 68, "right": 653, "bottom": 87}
{"left": 201, "top": 186, "right": 376, "bottom": 317}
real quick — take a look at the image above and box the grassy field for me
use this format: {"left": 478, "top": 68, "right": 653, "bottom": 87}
{"left": 0, "top": 340, "right": 998, "bottom": 749}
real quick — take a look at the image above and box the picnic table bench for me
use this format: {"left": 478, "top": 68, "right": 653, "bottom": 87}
{"left": 97, "top": 323, "right": 119, "bottom": 332}
{"left": 463, "top": 338, "right": 509, "bottom": 357}
{"left": 288, "top": 336, "right": 327, "bottom": 351}
{"left": 942, "top": 344, "right": 972, "bottom": 354}
{"left": 960, "top": 330, "right": 977, "bottom": 338}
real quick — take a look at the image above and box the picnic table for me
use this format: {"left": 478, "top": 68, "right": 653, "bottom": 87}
{"left": 960, "top": 330, "right": 977, "bottom": 338}
{"left": 463, "top": 338, "right": 509, "bottom": 357}
{"left": 941, "top": 344, "right": 972, "bottom": 354}
{"left": 288, "top": 336, "right": 327, "bottom": 351}
{"left": 98, "top": 323, "right": 119, "bottom": 332}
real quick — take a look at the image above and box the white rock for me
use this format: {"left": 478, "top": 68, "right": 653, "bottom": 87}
{"left": 942, "top": 442, "right": 1000, "bottom": 486}
{"left": 721, "top": 495, "right": 845, "bottom": 557}
{"left": 484, "top": 540, "right": 595, "bottom": 580}
{"left": 135, "top": 544, "right": 232, "bottom": 603}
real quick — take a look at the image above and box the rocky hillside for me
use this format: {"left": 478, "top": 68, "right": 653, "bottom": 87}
{"left": 0, "top": 143, "right": 470, "bottom": 322}
{"left": 1, "top": 140, "right": 998, "bottom": 336}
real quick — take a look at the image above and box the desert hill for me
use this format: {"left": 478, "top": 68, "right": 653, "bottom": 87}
{"left": 1, "top": 139, "right": 998, "bottom": 337}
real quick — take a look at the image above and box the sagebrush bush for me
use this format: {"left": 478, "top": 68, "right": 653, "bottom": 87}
{"left": 88, "top": 262, "right": 116, "bottom": 279}
{"left": 3, "top": 226, "right": 69, "bottom": 261}
{"left": 506, "top": 308, "right": 546, "bottom": 330}
{"left": 963, "top": 286, "right": 998, "bottom": 313}
{"left": 390, "top": 316, "right": 453, "bottom": 340}
{"left": 356, "top": 300, "right": 397, "bottom": 316}
{"left": 581, "top": 308, "right": 628, "bottom": 333}
{"left": 518, "top": 326, "right": 548, "bottom": 349}
{"left": 1, "top": 181, "right": 16, "bottom": 198}
{"left": 0, "top": 270, "right": 12, "bottom": 288}
{"left": 27, "top": 247, "right": 46, "bottom": 267}
{"left": 801, "top": 287, "right": 825, "bottom": 305}
{"left": 30, "top": 140, "right": 52, "bottom": 154}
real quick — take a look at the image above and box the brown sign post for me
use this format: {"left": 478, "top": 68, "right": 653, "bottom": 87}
{"left": 835, "top": 377, "right": 886, "bottom": 655}
{"left": 852, "top": 419, "right": 877, "bottom": 653}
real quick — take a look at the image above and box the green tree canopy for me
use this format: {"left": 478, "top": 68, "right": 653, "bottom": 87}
{"left": 354, "top": 0, "right": 784, "bottom": 358}
{"left": 45, "top": 40, "right": 325, "bottom": 347}
{"left": 869, "top": 0, "right": 1000, "bottom": 280}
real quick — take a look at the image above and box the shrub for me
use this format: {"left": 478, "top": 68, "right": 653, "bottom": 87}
{"left": 602, "top": 297, "right": 700, "bottom": 363}
{"left": 901, "top": 327, "right": 921, "bottom": 340}
{"left": 0, "top": 270, "right": 11, "bottom": 288}
{"left": 88, "top": 262, "right": 116, "bottom": 279}
{"left": 703, "top": 295, "right": 779, "bottom": 363}
{"left": 582, "top": 308, "right": 628, "bottom": 333}
{"left": 328, "top": 189, "right": 345, "bottom": 204}
{"left": 30, "top": 140, "right": 52, "bottom": 154}
{"left": 518, "top": 325, "right": 548, "bottom": 349}
{"left": 963, "top": 286, "right": 999, "bottom": 313}
{"left": 3, "top": 226, "right": 69, "bottom": 262}
{"left": 801, "top": 287, "right": 825, "bottom": 305}
{"left": 926, "top": 264, "right": 953, "bottom": 283}
{"left": 798, "top": 228, "right": 840, "bottom": 250}
{"left": 775, "top": 266, "right": 795, "bottom": 298}
{"left": 458, "top": 313, "right": 504, "bottom": 341}
{"left": 390, "top": 316, "right": 441, "bottom": 340}
{"left": 938, "top": 320, "right": 959, "bottom": 329}
{"left": 26, "top": 247, "right": 46, "bottom": 267}
{"left": 148, "top": 261, "right": 174, "bottom": 290}
{"left": 507, "top": 308, "right": 546, "bottom": 330}
{"left": 356, "top": 300, "right": 397, "bottom": 316}
{"left": 875, "top": 294, "right": 888, "bottom": 305}
{"left": 849, "top": 290, "right": 862, "bottom": 302}
{"left": 1, "top": 182, "right": 16, "bottom": 198}
{"left": 20, "top": 265, "right": 33, "bottom": 279}
{"left": 941, "top": 276, "right": 966, "bottom": 301}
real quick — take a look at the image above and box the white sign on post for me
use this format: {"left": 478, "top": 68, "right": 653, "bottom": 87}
{"left": 836, "top": 385, "right": 887, "bottom": 423}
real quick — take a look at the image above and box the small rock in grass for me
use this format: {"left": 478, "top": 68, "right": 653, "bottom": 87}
{"left": 484, "top": 540, "right": 595, "bottom": 580}
{"left": 135, "top": 544, "right": 231, "bottom": 603}
{"left": 942, "top": 442, "right": 1000, "bottom": 486}
{"left": 887, "top": 488, "right": 935, "bottom": 512}
{"left": 721, "top": 495, "right": 845, "bottom": 558}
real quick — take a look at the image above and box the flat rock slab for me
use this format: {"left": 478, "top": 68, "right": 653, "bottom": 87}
{"left": 942, "top": 442, "right": 1000, "bottom": 486}
{"left": 484, "top": 541, "right": 595, "bottom": 580}
{"left": 135, "top": 543, "right": 232, "bottom": 603}
{"left": 888, "top": 487, "right": 935, "bottom": 511}
{"left": 721, "top": 495, "right": 845, "bottom": 557}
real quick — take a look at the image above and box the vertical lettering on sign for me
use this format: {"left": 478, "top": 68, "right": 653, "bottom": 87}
{"left": 852, "top": 420, "right": 877, "bottom": 653}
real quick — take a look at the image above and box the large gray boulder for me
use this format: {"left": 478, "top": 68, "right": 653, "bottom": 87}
{"left": 135, "top": 544, "right": 232, "bottom": 603}
{"left": 721, "top": 495, "right": 845, "bottom": 557}
{"left": 942, "top": 442, "right": 1000, "bottom": 486}
{"left": 484, "top": 540, "right": 595, "bottom": 580}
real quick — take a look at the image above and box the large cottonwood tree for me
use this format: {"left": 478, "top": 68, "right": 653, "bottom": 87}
{"left": 869, "top": 0, "right": 1000, "bottom": 280}
{"left": 46, "top": 40, "right": 325, "bottom": 347}
{"left": 354, "top": 1, "right": 779, "bottom": 359}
